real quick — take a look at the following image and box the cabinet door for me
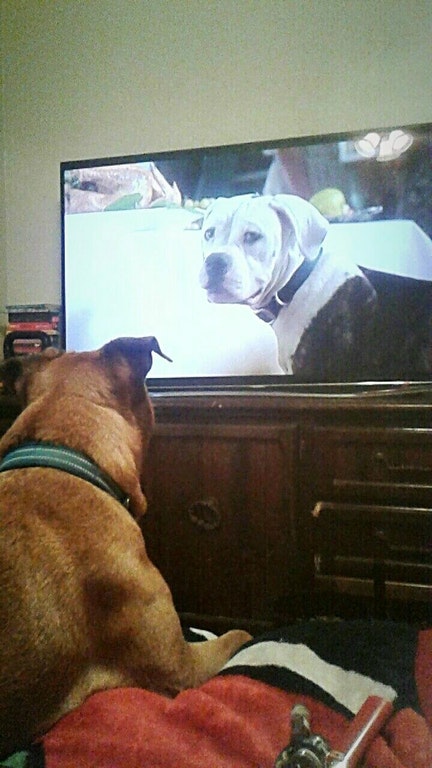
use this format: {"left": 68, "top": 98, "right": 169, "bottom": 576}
{"left": 142, "top": 423, "right": 298, "bottom": 629}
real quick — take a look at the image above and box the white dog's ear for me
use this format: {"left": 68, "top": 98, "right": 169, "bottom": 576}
{"left": 269, "top": 194, "right": 329, "bottom": 260}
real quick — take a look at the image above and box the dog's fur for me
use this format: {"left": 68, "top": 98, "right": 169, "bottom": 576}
{"left": 0, "top": 337, "right": 250, "bottom": 757}
{"left": 199, "top": 194, "right": 377, "bottom": 378}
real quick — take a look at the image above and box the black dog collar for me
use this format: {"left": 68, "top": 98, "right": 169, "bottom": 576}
{"left": 0, "top": 442, "right": 130, "bottom": 510}
{"left": 256, "top": 248, "right": 323, "bottom": 323}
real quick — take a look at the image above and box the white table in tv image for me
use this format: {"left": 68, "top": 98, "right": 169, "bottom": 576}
{"left": 324, "top": 219, "right": 432, "bottom": 280}
{"left": 64, "top": 210, "right": 432, "bottom": 379}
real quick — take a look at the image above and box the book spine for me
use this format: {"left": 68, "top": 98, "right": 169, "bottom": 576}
{"left": 6, "top": 322, "right": 59, "bottom": 332}
{"left": 7, "top": 313, "right": 60, "bottom": 324}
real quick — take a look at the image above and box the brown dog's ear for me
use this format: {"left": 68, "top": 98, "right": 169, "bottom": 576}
{"left": 0, "top": 349, "right": 63, "bottom": 402}
{"left": 40, "top": 347, "right": 62, "bottom": 360}
{"left": 101, "top": 336, "right": 172, "bottom": 381}
{"left": 0, "top": 357, "right": 25, "bottom": 396}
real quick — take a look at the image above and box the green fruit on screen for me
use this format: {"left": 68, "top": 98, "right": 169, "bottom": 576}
{"left": 309, "top": 188, "right": 347, "bottom": 218}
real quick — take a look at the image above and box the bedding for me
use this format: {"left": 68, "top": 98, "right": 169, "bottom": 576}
{"left": 3, "top": 619, "right": 431, "bottom": 768}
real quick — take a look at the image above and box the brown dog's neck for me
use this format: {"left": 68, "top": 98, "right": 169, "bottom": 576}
{"left": 0, "top": 394, "right": 150, "bottom": 520}
{"left": 0, "top": 441, "right": 132, "bottom": 511}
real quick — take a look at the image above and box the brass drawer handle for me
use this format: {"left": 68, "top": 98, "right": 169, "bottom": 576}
{"left": 374, "top": 450, "right": 432, "bottom": 475}
{"left": 188, "top": 498, "right": 221, "bottom": 531}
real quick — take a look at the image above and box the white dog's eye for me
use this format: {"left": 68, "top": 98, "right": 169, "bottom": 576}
{"left": 204, "top": 227, "right": 215, "bottom": 241}
{"left": 243, "top": 230, "right": 262, "bottom": 245}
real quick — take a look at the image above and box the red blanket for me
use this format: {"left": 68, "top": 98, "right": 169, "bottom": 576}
{"left": 20, "top": 621, "right": 432, "bottom": 767}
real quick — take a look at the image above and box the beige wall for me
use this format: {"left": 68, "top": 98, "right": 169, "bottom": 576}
{"left": 1, "top": 0, "right": 431, "bottom": 310}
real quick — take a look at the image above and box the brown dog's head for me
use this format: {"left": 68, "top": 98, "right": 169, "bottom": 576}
{"left": 0, "top": 337, "right": 172, "bottom": 518}
{"left": 0, "top": 336, "right": 171, "bottom": 407}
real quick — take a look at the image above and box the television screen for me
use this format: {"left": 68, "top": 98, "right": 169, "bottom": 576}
{"left": 61, "top": 123, "right": 432, "bottom": 392}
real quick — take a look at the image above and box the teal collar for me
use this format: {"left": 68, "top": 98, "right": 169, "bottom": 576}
{"left": 0, "top": 442, "right": 130, "bottom": 510}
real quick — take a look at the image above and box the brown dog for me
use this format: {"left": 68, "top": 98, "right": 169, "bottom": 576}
{"left": 0, "top": 337, "right": 251, "bottom": 757}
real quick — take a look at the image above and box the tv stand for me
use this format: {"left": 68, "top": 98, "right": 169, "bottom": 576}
{"left": 145, "top": 391, "right": 432, "bottom": 631}
{"left": 0, "top": 390, "right": 431, "bottom": 632}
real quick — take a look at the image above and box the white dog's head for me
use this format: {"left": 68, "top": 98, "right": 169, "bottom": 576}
{"left": 199, "top": 194, "right": 329, "bottom": 309}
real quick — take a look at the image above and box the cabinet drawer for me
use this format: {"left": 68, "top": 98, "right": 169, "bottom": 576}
{"left": 306, "top": 427, "right": 432, "bottom": 505}
{"left": 313, "top": 501, "right": 432, "bottom": 586}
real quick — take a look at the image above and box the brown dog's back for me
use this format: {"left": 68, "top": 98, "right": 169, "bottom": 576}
{"left": 0, "top": 338, "right": 250, "bottom": 756}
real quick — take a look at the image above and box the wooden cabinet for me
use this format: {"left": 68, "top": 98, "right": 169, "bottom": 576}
{"left": 143, "top": 423, "right": 299, "bottom": 632}
{"left": 144, "top": 394, "right": 432, "bottom": 629}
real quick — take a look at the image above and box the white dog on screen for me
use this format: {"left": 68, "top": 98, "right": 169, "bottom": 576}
{"left": 199, "top": 194, "right": 377, "bottom": 379}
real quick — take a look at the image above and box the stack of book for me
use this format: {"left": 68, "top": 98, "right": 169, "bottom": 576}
{"left": 4, "top": 304, "right": 61, "bottom": 358}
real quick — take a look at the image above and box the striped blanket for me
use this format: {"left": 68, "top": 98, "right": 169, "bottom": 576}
{"left": 3, "top": 619, "right": 431, "bottom": 768}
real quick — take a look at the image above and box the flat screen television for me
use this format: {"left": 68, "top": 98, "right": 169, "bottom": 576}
{"left": 61, "top": 122, "right": 432, "bottom": 395}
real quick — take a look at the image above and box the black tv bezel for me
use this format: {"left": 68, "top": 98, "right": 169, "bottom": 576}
{"left": 60, "top": 121, "right": 432, "bottom": 397}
